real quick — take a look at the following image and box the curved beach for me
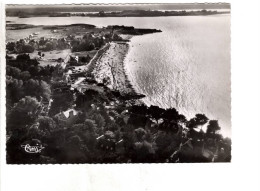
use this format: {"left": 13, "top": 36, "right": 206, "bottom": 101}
{"left": 92, "top": 42, "right": 139, "bottom": 96}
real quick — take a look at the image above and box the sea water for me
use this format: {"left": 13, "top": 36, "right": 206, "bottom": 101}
{"left": 124, "top": 15, "right": 231, "bottom": 137}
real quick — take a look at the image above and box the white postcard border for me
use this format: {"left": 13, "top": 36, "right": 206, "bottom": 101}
{"left": 1, "top": 0, "right": 260, "bottom": 191}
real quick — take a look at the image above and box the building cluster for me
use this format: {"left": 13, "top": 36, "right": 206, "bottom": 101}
{"left": 6, "top": 29, "right": 124, "bottom": 63}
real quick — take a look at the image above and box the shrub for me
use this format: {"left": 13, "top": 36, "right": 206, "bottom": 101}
{"left": 20, "top": 44, "right": 35, "bottom": 53}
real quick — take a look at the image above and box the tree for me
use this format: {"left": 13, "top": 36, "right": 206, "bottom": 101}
{"left": 7, "top": 96, "right": 42, "bottom": 131}
{"left": 187, "top": 113, "right": 209, "bottom": 129}
{"left": 132, "top": 128, "right": 155, "bottom": 162}
{"left": 6, "top": 76, "right": 24, "bottom": 104}
{"left": 129, "top": 104, "right": 149, "bottom": 116}
{"left": 39, "top": 80, "right": 51, "bottom": 101}
{"left": 45, "top": 42, "right": 54, "bottom": 51}
{"left": 19, "top": 71, "right": 31, "bottom": 80}
{"left": 37, "top": 116, "right": 56, "bottom": 134}
{"left": 132, "top": 140, "right": 155, "bottom": 163}
{"left": 127, "top": 112, "right": 148, "bottom": 127}
{"left": 134, "top": 128, "right": 146, "bottom": 142}
{"left": 90, "top": 113, "right": 105, "bottom": 130}
{"left": 24, "top": 79, "right": 51, "bottom": 101}
{"left": 88, "top": 43, "right": 95, "bottom": 51}
{"left": 72, "top": 119, "right": 97, "bottom": 133}
{"left": 72, "top": 121, "right": 98, "bottom": 152}
{"left": 63, "top": 135, "right": 89, "bottom": 163}
{"left": 178, "top": 114, "right": 187, "bottom": 123}
{"left": 28, "top": 65, "right": 41, "bottom": 76}
{"left": 6, "top": 66, "right": 21, "bottom": 78}
{"left": 71, "top": 39, "right": 79, "bottom": 48}
{"left": 206, "top": 120, "right": 221, "bottom": 135}
{"left": 80, "top": 55, "right": 91, "bottom": 63}
{"left": 159, "top": 120, "right": 181, "bottom": 133}
{"left": 104, "top": 130, "right": 115, "bottom": 139}
{"left": 84, "top": 119, "right": 97, "bottom": 133}
{"left": 16, "top": 53, "right": 30, "bottom": 61}
{"left": 80, "top": 130, "right": 97, "bottom": 152}
{"left": 39, "top": 38, "right": 46, "bottom": 46}
{"left": 161, "top": 107, "right": 187, "bottom": 123}
{"left": 67, "top": 135, "right": 82, "bottom": 147}
{"left": 6, "top": 42, "right": 16, "bottom": 51}
{"left": 20, "top": 44, "right": 35, "bottom": 53}
{"left": 161, "top": 108, "right": 179, "bottom": 120}
{"left": 7, "top": 55, "right": 39, "bottom": 73}
{"left": 99, "top": 11, "right": 105, "bottom": 16}
{"left": 27, "top": 122, "right": 42, "bottom": 139}
{"left": 148, "top": 105, "right": 165, "bottom": 123}
{"left": 195, "top": 114, "right": 208, "bottom": 125}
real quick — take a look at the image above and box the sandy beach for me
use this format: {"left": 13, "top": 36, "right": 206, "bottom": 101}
{"left": 92, "top": 42, "right": 136, "bottom": 95}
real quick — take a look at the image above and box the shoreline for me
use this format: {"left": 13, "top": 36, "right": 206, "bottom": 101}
{"left": 91, "top": 41, "right": 142, "bottom": 98}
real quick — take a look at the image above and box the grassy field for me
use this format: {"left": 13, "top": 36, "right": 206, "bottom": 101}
{"left": 8, "top": 49, "right": 71, "bottom": 60}
{"left": 31, "top": 49, "right": 71, "bottom": 60}
{"left": 6, "top": 27, "right": 63, "bottom": 42}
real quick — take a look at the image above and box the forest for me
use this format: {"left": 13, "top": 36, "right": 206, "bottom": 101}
{"left": 6, "top": 54, "right": 231, "bottom": 164}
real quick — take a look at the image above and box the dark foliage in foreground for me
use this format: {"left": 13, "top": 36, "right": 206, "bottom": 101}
{"left": 6, "top": 54, "right": 231, "bottom": 164}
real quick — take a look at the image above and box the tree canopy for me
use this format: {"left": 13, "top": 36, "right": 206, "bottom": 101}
{"left": 8, "top": 96, "right": 42, "bottom": 131}
{"left": 206, "top": 120, "right": 221, "bottom": 135}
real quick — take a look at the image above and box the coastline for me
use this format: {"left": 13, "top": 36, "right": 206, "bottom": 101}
{"left": 91, "top": 41, "right": 140, "bottom": 97}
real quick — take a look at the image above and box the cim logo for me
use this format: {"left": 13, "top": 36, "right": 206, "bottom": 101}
{"left": 21, "top": 144, "right": 45, "bottom": 154}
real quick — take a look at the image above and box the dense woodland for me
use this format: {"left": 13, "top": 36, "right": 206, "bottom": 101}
{"left": 6, "top": 53, "right": 231, "bottom": 164}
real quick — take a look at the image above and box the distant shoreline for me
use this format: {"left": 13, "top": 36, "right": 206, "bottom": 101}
{"left": 6, "top": 9, "right": 230, "bottom": 19}
{"left": 6, "top": 23, "right": 162, "bottom": 43}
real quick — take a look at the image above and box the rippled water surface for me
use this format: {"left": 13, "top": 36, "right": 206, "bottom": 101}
{"left": 7, "top": 15, "right": 231, "bottom": 136}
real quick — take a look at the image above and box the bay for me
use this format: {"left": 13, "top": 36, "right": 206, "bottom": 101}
{"left": 6, "top": 15, "right": 231, "bottom": 137}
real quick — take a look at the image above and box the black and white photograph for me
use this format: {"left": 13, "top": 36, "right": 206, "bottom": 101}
{"left": 2, "top": 0, "right": 260, "bottom": 190}
{"left": 4, "top": 3, "right": 232, "bottom": 164}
